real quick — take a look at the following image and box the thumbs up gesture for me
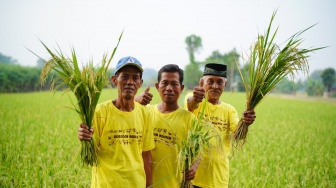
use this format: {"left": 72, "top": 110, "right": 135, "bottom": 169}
{"left": 135, "top": 85, "right": 153, "bottom": 105}
{"left": 192, "top": 78, "right": 206, "bottom": 103}
{"left": 187, "top": 78, "right": 206, "bottom": 112}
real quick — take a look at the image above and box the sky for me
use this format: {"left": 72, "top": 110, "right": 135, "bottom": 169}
{"left": 1, "top": 0, "right": 335, "bottom": 79}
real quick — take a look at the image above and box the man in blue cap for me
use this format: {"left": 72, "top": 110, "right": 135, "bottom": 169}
{"left": 78, "top": 56, "right": 155, "bottom": 188}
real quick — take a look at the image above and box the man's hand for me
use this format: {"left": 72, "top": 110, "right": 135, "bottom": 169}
{"left": 187, "top": 78, "right": 205, "bottom": 112}
{"left": 242, "top": 110, "right": 256, "bottom": 125}
{"left": 184, "top": 158, "right": 201, "bottom": 181}
{"left": 134, "top": 85, "right": 153, "bottom": 105}
{"left": 78, "top": 123, "right": 93, "bottom": 141}
{"left": 192, "top": 78, "right": 205, "bottom": 103}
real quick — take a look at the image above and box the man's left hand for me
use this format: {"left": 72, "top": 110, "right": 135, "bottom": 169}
{"left": 242, "top": 110, "right": 256, "bottom": 125}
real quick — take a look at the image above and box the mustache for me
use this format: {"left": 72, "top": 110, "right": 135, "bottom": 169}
{"left": 209, "top": 89, "right": 221, "bottom": 93}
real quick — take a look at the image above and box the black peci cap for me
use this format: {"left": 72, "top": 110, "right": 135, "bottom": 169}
{"left": 203, "top": 63, "right": 227, "bottom": 78}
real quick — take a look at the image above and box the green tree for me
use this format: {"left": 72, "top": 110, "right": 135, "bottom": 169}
{"left": 205, "top": 50, "right": 223, "bottom": 64}
{"left": 321, "top": 68, "right": 336, "bottom": 96}
{"left": 184, "top": 63, "right": 203, "bottom": 89}
{"left": 205, "top": 49, "right": 240, "bottom": 91}
{"left": 0, "top": 71, "right": 9, "bottom": 91}
{"left": 237, "top": 62, "right": 251, "bottom": 92}
{"left": 296, "top": 79, "right": 305, "bottom": 92}
{"left": 309, "top": 70, "right": 323, "bottom": 81}
{"left": 273, "top": 77, "right": 298, "bottom": 94}
{"left": 0, "top": 53, "right": 18, "bottom": 65}
{"left": 305, "top": 79, "right": 324, "bottom": 96}
{"left": 185, "top": 35, "right": 202, "bottom": 64}
{"left": 184, "top": 35, "right": 203, "bottom": 89}
{"left": 223, "top": 49, "right": 240, "bottom": 91}
{"left": 0, "top": 64, "right": 47, "bottom": 93}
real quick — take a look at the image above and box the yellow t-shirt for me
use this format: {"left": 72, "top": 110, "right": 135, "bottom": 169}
{"left": 91, "top": 100, "right": 155, "bottom": 188}
{"left": 148, "top": 104, "right": 195, "bottom": 188}
{"left": 184, "top": 93, "right": 239, "bottom": 188}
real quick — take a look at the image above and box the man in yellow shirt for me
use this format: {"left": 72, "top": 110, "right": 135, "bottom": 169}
{"left": 145, "top": 64, "right": 199, "bottom": 187}
{"left": 78, "top": 56, "right": 155, "bottom": 188}
{"left": 185, "top": 63, "right": 256, "bottom": 188}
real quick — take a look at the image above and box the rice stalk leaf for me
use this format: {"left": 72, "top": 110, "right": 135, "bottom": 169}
{"left": 232, "top": 11, "right": 327, "bottom": 148}
{"left": 177, "top": 94, "right": 222, "bottom": 188}
{"left": 32, "top": 32, "right": 123, "bottom": 166}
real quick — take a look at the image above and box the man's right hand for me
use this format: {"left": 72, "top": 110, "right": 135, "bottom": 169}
{"left": 134, "top": 85, "right": 153, "bottom": 105}
{"left": 187, "top": 78, "right": 206, "bottom": 112}
{"left": 184, "top": 157, "right": 201, "bottom": 181}
{"left": 192, "top": 78, "right": 206, "bottom": 103}
{"left": 78, "top": 123, "right": 93, "bottom": 141}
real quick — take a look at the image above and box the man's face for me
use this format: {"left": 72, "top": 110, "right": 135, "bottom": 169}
{"left": 155, "top": 72, "right": 184, "bottom": 104}
{"left": 112, "top": 65, "right": 143, "bottom": 100}
{"left": 203, "top": 75, "right": 226, "bottom": 102}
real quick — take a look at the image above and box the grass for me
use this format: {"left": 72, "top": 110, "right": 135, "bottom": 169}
{"left": 0, "top": 89, "right": 335, "bottom": 187}
{"left": 229, "top": 95, "right": 336, "bottom": 187}
{"left": 0, "top": 92, "right": 90, "bottom": 187}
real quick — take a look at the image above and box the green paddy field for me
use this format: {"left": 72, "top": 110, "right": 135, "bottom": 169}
{"left": 1, "top": 88, "right": 335, "bottom": 187}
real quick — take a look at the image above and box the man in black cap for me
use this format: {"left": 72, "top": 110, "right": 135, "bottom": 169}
{"left": 184, "top": 63, "right": 256, "bottom": 188}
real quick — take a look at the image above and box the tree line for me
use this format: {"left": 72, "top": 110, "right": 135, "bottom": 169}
{"left": 0, "top": 64, "right": 41, "bottom": 92}
{"left": 182, "top": 35, "right": 336, "bottom": 97}
{"left": 0, "top": 41, "right": 335, "bottom": 97}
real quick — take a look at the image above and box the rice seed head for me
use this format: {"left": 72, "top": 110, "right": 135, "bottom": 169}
{"left": 232, "top": 11, "right": 326, "bottom": 148}
{"left": 177, "top": 95, "right": 223, "bottom": 187}
{"left": 35, "top": 32, "right": 123, "bottom": 166}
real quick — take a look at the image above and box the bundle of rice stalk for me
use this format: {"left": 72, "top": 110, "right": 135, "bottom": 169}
{"left": 37, "top": 32, "right": 123, "bottom": 166}
{"left": 177, "top": 96, "right": 222, "bottom": 188}
{"left": 232, "top": 11, "right": 326, "bottom": 148}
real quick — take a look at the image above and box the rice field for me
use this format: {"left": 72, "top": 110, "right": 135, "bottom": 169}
{"left": 1, "top": 89, "right": 335, "bottom": 187}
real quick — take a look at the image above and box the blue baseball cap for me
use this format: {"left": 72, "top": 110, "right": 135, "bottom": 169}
{"left": 114, "top": 56, "right": 143, "bottom": 75}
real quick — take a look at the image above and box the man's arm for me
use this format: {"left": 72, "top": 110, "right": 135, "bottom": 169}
{"left": 187, "top": 78, "right": 205, "bottom": 112}
{"left": 142, "top": 151, "right": 152, "bottom": 187}
{"left": 187, "top": 96, "right": 201, "bottom": 112}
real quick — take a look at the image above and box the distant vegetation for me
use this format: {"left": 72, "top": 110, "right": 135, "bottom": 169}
{"left": 0, "top": 52, "right": 18, "bottom": 65}
{"left": 0, "top": 36, "right": 335, "bottom": 97}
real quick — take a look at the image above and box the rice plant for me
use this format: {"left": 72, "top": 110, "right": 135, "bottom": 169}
{"left": 232, "top": 11, "right": 326, "bottom": 148}
{"left": 177, "top": 95, "right": 222, "bottom": 188}
{"left": 35, "top": 32, "right": 123, "bottom": 166}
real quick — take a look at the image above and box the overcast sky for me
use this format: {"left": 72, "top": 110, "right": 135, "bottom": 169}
{"left": 1, "top": 0, "right": 335, "bottom": 78}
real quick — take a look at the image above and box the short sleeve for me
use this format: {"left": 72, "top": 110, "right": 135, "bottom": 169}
{"left": 141, "top": 107, "right": 155, "bottom": 151}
